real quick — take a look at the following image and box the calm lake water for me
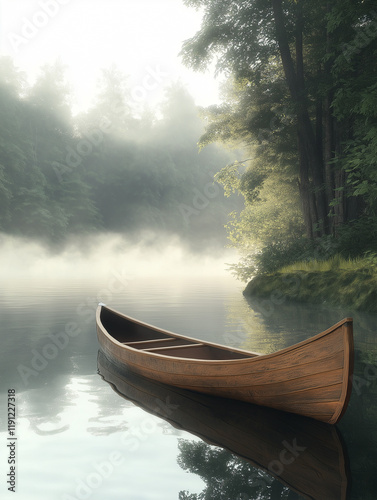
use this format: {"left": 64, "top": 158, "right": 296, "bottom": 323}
{"left": 1, "top": 267, "right": 377, "bottom": 499}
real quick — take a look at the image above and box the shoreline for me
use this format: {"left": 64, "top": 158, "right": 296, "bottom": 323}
{"left": 243, "top": 270, "right": 377, "bottom": 313}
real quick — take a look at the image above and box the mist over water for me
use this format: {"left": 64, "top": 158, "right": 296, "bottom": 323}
{"left": 0, "top": 232, "right": 238, "bottom": 284}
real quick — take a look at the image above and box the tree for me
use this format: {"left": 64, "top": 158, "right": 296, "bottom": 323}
{"left": 78, "top": 64, "right": 135, "bottom": 140}
{"left": 181, "top": 0, "right": 377, "bottom": 246}
{"left": 199, "top": 73, "right": 304, "bottom": 251}
{"left": 27, "top": 60, "right": 72, "bottom": 128}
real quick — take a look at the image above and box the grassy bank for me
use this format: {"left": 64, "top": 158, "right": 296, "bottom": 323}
{"left": 243, "top": 255, "right": 377, "bottom": 312}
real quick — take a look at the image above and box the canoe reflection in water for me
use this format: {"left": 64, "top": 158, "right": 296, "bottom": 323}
{"left": 98, "top": 350, "right": 350, "bottom": 500}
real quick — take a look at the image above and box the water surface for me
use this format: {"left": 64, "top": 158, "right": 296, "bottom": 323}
{"left": 1, "top": 271, "right": 376, "bottom": 499}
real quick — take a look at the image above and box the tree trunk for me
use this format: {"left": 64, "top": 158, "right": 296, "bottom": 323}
{"left": 323, "top": 3, "right": 337, "bottom": 235}
{"left": 271, "top": 0, "right": 330, "bottom": 238}
{"left": 324, "top": 91, "right": 335, "bottom": 234}
{"left": 298, "top": 140, "right": 316, "bottom": 239}
{"left": 333, "top": 120, "right": 346, "bottom": 232}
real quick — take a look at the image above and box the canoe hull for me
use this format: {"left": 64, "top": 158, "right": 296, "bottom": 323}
{"left": 96, "top": 305, "right": 354, "bottom": 424}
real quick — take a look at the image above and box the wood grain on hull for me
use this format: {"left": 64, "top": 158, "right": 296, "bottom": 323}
{"left": 96, "top": 305, "right": 354, "bottom": 424}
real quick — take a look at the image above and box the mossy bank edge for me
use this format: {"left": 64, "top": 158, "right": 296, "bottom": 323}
{"left": 244, "top": 270, "right": 377, "bottom": 313}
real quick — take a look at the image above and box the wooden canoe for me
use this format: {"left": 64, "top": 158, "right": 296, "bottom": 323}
{"left": 96, "top": 304, "right": 354, "bottom": 424}
{"left": 98, "top": 349, "right": 350, "bottom": 500}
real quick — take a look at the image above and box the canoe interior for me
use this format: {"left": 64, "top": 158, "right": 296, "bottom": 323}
{"left": 100, "top": 306, "right": 254, "bottom": 360}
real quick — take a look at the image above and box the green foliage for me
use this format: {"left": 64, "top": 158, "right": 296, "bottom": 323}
{"left": 226, "top": 255, "right": 258, "bottom": 282}
{"left": 343, "top": 126, "right": 377, "bottom": 212}
{"left": 214, "top": 162, "right": 242, "bottom": 197}
{"left": 182, "top": 4, "right": 309, "bottom": 250}
{"left": 182, "top": 0, "right": 377, "bottom": 263}
{"left": 233, "top": 222, "right": 377, "bottom": 281}
{"left": 244, "top": 267, "right": 377, "bottom": 312}
{"left": 201, "top": 72, "right": 303, "bottom": 253}
{"left": 230, "top": 234, "right": 343, "bottom": 280}
{"left": 279, "top": 253, "right": 377, "bottom": 274}
{"left": 181, "top": 0, "right": 279, "bottom": 78}
{"left": 223, "top": 173, "right": 304, "bottom": 251}
{"left": 254, "top": 239, "right": 317, "bottom": 275}
{"left": 334, "top": 217, "right": 377, "bottom": 258}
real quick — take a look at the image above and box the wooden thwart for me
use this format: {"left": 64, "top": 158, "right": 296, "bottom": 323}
{"left": 143, "top": 343, "right": 203, "bottom": 352}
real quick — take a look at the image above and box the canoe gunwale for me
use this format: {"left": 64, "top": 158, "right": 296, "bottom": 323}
{"left": 96, "top": 305, "right": 352, "bottom": 365}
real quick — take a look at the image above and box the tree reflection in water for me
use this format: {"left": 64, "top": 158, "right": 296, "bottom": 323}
{"left": 177, "top": 439, "right": 302, "bottom": 500}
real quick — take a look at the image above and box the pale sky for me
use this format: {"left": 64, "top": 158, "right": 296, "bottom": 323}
{"left": 0, "top": 0, "right": 222, "bottom": 113}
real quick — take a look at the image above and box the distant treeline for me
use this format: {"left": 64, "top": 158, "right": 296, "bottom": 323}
{"left": 0, "top": 58, "right": 239, "bottom": 250}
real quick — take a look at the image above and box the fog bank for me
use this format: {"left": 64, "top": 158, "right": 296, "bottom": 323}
{"left": 0, "top": 233, "right": 238, "bottom": 284}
